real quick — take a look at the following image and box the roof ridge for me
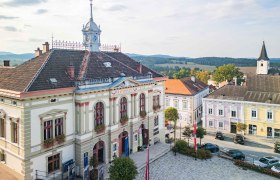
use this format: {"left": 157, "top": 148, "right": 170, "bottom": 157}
{"left": 24, "top": 51, "right": 53, "bottom": 92}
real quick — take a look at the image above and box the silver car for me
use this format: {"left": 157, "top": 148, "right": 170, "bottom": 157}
{"left": 253, "top": 157, "right": 279, "bottom": 168}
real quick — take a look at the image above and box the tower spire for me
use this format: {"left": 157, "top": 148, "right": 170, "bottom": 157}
{"left": 258, "top": 41, "right": 269, "bottom": 61}
{"left": 90, "top": 0, "right": 93, "bottom": 19}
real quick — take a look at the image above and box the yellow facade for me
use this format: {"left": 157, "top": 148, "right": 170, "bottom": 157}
{"left": 244, "top": 103, "right": 280, "bottom": 137}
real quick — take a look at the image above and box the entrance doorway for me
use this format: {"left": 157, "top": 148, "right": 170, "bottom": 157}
{"left": 230, "top": 123, "right": 237, "bottom": 133}
{"left": 118, "top": 131, "right": 129, "bottom": 157}
{"left": 267, "top": 127, "right": 272, "bottom": 137}
{"left": 93, "top": 141, "right": 105, "bottom": 164}
{"left": 249, "top": 124, "right": 257, "bottom": 135}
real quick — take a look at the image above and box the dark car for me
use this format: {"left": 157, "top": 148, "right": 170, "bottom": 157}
{"left": 233, "top": 134, "right": 244, "bottom": 145}
{"left": 274, "top": 141, "right": 280, "bottom": 153}
{"left": 200, "top": 143, "right": 219, "bottom": 153}
{"left": 215, "top": 131, "right": 224, "bottom": 140}
{"left": 225, "top": 149, "right": 245, "bottom": 160}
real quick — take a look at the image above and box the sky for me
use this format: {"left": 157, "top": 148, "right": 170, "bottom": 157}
{"left": 0, "top": 0, "right": 279, "bottom": 58}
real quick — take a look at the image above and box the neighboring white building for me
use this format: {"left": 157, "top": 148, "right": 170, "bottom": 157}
{"left": 165, "top": 77, "right": 209, "bottom": 127}
{"left": 0, "top": 2, "right": 165, "bottom": 179}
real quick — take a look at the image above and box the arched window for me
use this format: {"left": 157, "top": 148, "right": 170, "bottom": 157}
{"left": 140, "top": 93, "right": 145, "bottom": 112}
{"left": 95, "top": 102, "right": 104, "bottom": 125}
{"left": 120, "top": 97, "right": 127, "bottom": 118}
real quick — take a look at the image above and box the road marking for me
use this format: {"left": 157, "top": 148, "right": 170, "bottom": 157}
{"left": 248, "top": 154, "right": 258, "bottom": 158}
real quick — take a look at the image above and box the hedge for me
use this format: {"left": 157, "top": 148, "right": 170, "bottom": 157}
{"left": 234, "top": 160, "right": 280, "bottom": 179}
{"left": 173, "top": 140, "right": 212, "bottom": 159}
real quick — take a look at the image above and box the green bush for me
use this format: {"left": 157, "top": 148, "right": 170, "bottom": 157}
{"left": 174, "top": 140, "right": 188, "bottom": 153}
{"left": 234, "top": 160, "right": 280, "bottom": 178}
{"left": 172, "top": 142, "right": 212, "bottom": 160}
{"left": 109, "top": 157, "right": 138, "bottom": 180}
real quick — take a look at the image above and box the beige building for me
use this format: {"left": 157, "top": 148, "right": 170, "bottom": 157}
{"left": 0, "top": 2, "right": 165, "bottom": 179}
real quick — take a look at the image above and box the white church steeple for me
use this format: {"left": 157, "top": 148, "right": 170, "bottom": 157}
{"left": 82, "top": 0, "right": 101, "bottom": 52}
{"left": 256, "top": 41, "right": 270, "bottom": 75}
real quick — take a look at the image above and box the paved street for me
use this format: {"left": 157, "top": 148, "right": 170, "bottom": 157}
{"left": 0, "top": 163, "right": 23, "bottom": 180}
{"left": 135, "top": 152, "right": 278, "bottom": 180}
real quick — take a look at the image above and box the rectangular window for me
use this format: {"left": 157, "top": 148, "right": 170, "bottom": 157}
{"left": 274, "top": 129, "right": 280, "bottom": 138}
{"left": 183, "top": 101, "right": 187, "bottom": 109}
{"left": 165, "top": 99, "right": 170, "bottom": 107}
{"left": 113, "top": 143, "right": 117, "bottom": 151}
{"left": 231, "top": 111, "right": 237, "bottom": 117}
{"left": 267, "top": 111, "right": 273, "bottom": 120}
{"left": 0, "top": 118, "right": 4, "bottom": 138}
{"left": 55, "top": 118, "right": 63, "bottom": 137}
{"left": 251, "top": 110, "right": 257, "bottom": 118}
{"left": 209, "top": 121, "right": 213, "bottom": 127}
{"left": 154, "top": 116, "right": 159, "bottom": 126}
{"left": 174, "top": 100, "right": 178, "bottom": 108}
{"left": 208, "top": 108, "right": 213, "bottom": 115}
{"left": 44, "top": 120, "right": 53, "bottom": 141}
{"left": 219, "top": 122, "right": 223, "bottom": 128}
{"left": 48, "top": 154, "right": 60, "bottom": 173}
{"left": 218, "top": 109, "right": 223, "bottom": 116}
{"left": 153, "top": 95, "right": 160, "bottom": 107}
{"left": 11, "top": 122, "right": 18, "bottom": 143}
{"left": 134, "top": 134, "right": 138, "bottom": 141}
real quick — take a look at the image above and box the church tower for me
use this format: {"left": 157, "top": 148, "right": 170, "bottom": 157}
{"left": 256, "top": 41, "right": 270, "bottom": 75}
{"left": 82, "top": 0, "right": 101, "bottom": 52}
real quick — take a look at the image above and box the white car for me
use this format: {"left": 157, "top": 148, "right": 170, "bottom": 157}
{"left": 253, "top": 157, "right": 279, "bottom": 168}
{"left": 271, "top": 164, "right": 280, "bottom": 173}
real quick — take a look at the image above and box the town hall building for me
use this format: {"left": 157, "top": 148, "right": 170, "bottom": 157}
{"left": 0, "top": 1, "right": 165, "bottom": 179}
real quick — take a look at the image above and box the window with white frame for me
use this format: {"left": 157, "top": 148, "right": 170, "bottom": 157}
{"left": 219, "top": 122, "right": 223, "bottom": 128}
{"left": 183, "top": 101, "right": 187, "bottom": 110}
{"left": 209, "top": 121, "right": 213, "bottom": 127}
{"left": 43, "top": 117, "right": 65, "bottom": 141}
{"left": 251, "top": 110, "right": 257, "bottom": 118}
{"left": 231, "top": 110, "right": 237, "bottom": 118}
{"left": 208, "top": 108, "right": 213, "bottom": 115}
{"left": 11, "top": 122, "right": 18, "bottom": 143}
{"left": 174, "top": 100, "right": 179, "bottom": 108}
{"left": 0, "top": 118, "right": 5, "bottom": 138}
{"left": 165, "top": 99, "right": 170, "bottom": 107}
{"left": 113, "top": 143, "right": 117, "bottom": 151}
{"left": 218, "top": 109, "right": 223, "bottom": 116}
{"left": 267, "top": 111, "right": 273, "bottom": 120}
{"left": 134, "top": 134, "right": 138, "bottom": 141}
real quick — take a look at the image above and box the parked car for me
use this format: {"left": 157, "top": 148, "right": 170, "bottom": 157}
{"left": 271, "top": 164, "right": 280, "bottom": 173}
{"left": 253, "top": 157, "right": 280, "bottom": 168}
{"left": 274, "top": 141, "right": 280, "bottom": 153}
{"left": 224, "top": 149, "right": 245, "bottom": 160}
{"left": 215, "top": 131, "right": 224, "bottom": 140}
{"left": 233, "top": 134, "right": 245, "bottom": 145}
{"left": 200, "top": 143, "right": 219, "bottom": 153}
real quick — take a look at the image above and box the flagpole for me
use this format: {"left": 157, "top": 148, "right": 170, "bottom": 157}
{"left": 145, "top": 116, "right": 150, "bottom": 180}
{"left": 193, "top": 120, "right": 197, "bottom": 160}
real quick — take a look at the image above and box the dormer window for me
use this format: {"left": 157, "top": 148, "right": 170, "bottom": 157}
{"left": 103, "top": 62, "right": 111, "bottom": 67}
{"left": 261, "top": 63, "right": 263, "bottom": 67}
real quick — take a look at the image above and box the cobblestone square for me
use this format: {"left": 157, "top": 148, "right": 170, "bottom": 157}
{"left": 136, "top": 152, "right": 277, "bottom": 180}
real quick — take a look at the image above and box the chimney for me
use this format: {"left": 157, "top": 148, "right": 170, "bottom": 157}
{"left": 137, "top": 62, "right": 143, "bottom": 74}
{"left": 191, "top": 76, "right": 196, "bottom": 82}
{"left": 233, "top": 77, "right": 237, "bottom": 86}
{"left": 67, "top": 64, "right": 75, "bottom": 80}
{"left": 42, "top": 42, "right": 50, "bottom": 53}
{"left": 34, "top": 47, "right": 42, "bottom": 57}
{"left": 3, "top": 60, "right": 10, "bottom": 67}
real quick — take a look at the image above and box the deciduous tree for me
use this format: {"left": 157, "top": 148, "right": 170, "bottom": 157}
{"left": 165, "top": 107, "right": 179, "bottom": 143}
{"left": 182, "top": 126, "right": 192, "bottom": 147}
{"left": 109, "top": 157, "right": 138, "bottom": 180}
{"left": 196, "top": 127, "right": 206, "bottom": 146}
{"left": 212, "top": 64, "right": 243, "bottom": 83}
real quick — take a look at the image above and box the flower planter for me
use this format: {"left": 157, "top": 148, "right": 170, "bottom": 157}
{"left": 95, "top": 124, "right": 105, "bottom": 134}
{"left": 140, "top": 111, "right": 147, "bottom": 118}
{"left": 153, "top": 105, "right": 161, "bottom": 111}
{"left": 44, "top": 139, "right": 54, "bottom": 149}
{"left": 55, "top": 134, "right": 65, "bottom": 144}
{"left": 120, "top": 116, "right": 128, "bottom": 125}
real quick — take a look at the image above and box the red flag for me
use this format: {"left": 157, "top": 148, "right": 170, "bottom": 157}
{"left": 145, "top": 147, "right": 149, "bottom": 180}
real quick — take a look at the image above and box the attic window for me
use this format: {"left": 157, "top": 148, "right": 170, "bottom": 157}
{"left": 120, "top": 73, "right": 126, "bottom": 77}
{"left": 0, "top": 99, "right": 4, "bottom": 102}
{"left": 50, "top": 78, "right": 58, "bottom": 87}
{"left": 103, "top": 62, "right": 112, "bottom": 67}
{"left": 50, "top": 98, "right": 57, "bottom": 103}
{"left": 12, "top": 101, "right": 17, "bottom": 105}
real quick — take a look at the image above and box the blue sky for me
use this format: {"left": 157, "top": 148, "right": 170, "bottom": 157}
{"left": 0, "top": 0, "right": 279, "bottom": 58}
